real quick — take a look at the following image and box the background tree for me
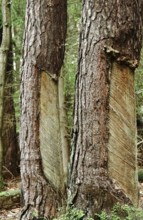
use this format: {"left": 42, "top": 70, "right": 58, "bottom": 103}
{"left": 0, "top": 0, "right": 19, "bottom": 179}
{"left": 0, "top": 0, "right": 11, "bottom": 178}
{"left": 20, "top": 0, "right": 68, "bottom": 219}
{"left": 2, "top": 31, "right": 19, "bottom": 177}
{"left": 64, "top": 0, "right": 81, "bottom": 132}
{"left": 69, "top": 1, "right": 142, "bottom": 218}
{"left": 12, "top": 0, "right": 26, "bottom": 130}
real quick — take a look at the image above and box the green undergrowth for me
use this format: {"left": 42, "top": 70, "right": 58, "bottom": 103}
{"left": 53, "top": 206, "right": 93, "bottom": 220}
{"left": 97, "top": 203, "right": 143, "bottom": 220}
{"left": 53, "top": 204, "right": 143, "bottom": 220}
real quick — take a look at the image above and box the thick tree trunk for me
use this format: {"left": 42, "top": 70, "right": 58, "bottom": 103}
{"left": 0, "top": 0, "right": 11, "bottom": 177}
{"left": 69, "top": 1, "right": 142, "bottom": 218}
{"left": 20, "top": 1, "right": 68, "bottom": 219}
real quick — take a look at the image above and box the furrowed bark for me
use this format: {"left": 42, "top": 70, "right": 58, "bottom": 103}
{"left": 69, "top": 0, "right": 142, "bottom": 218}
{"left": 20, "top": 1, "right": 68, "bottom": 219}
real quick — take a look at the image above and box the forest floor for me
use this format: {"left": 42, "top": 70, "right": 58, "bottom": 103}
{"left": 0, "top": 177, "right": 21, "bottom": 220}
{"left": 0, "top": 207, "right": 21, "bottom": 220}
{"left": 0, "top": 179, "right": 143, "bottom": 220}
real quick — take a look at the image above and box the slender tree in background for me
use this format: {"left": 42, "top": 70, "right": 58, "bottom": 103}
{"left": 64, "top": 0, "right": 81, "bottom": 131}
{"left": 20, "top": 1, "right": 68, "bottom": 219}
{"left": 69, "top": 1, "right": 142, "bottom": 218}
{"left": 2, "top": 34, "right": 19, "bottom": 177}
{"left": 0, "top": 0, "right": 11, "bottom": 177}
{"left": 0, "top": 0, "right": 19, "bottom": 179}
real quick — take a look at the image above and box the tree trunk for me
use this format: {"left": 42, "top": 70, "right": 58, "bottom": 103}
{"left": 69, "top": 1, "right": 142, "bottom": 218}
{"left": 20, "top": 1, "right": 68, "bottom": 219}
{"left": 0, "top": 0, "right": 11, "bottom": 177}
{"left": 2, "top": 37, "right": 19, "bottom": 178}
{"left": 0, "top": 0, "right": 19, "bottom": 179}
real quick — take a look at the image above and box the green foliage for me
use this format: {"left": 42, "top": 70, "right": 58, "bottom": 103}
{"left": 11, "top": 0, "right": 26, "bottom": 130}
{"left": 0, "top": 3, "right": 2, "bottom": 27}
{"left": 138, "top": 169, "right": 143, "bottom": 182}
{"left": 55, "top": 208, "right": 84, "bottom": 220}
{"left": 12, "top": 0, "right": 26, "bottom": 59}
{"left": 97, "top": 204, "right": 143, "bottom": 220}
{"left": 53, "top": 207, "right": 93, "bottom": 220}
{"left": 31, "top": 208, "right": 48, "bottom": 220}
{"left": 52, "top": 204, "right": 143, "bottom": 220}
{"left": 64, "top": 0, "right": 81, "bottom": 130}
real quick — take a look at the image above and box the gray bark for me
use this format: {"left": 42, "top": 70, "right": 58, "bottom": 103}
{"left": 69, "top": 0, "right": 142, "bottom": 218}
{"left": 20, "top": 1, "right": 68, "bottom": 219}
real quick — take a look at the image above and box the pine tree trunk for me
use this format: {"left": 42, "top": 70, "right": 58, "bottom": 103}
{"left": 69, "top": 1, "right": 142, "bottom": 218}
{"left": 20, "top": 1, "right": 68, "bottom": 219}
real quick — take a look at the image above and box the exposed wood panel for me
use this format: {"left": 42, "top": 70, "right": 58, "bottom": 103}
{"left": 108, "top": 62, "right": 138, "bottom": 205}
{"left": 40, "top": 72, "right": 62, "bottom": 189}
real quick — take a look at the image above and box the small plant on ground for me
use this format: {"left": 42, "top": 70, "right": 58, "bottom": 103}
{"left": 53, "top": 206, "right": 93, "bottom": 220}
{"left": 52, "top": 204, "right": 143, "bottom": 220}
{"left": 97, "top": 203, "right": 143, "bottom": 220}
